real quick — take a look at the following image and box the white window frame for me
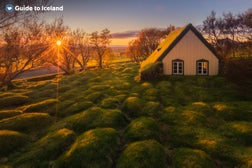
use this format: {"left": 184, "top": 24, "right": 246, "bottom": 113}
{"left": 172, "top": 59, "right": 184, "bottom": 75}
{"left": 197, "top": 60, "right": 209, "bottom": 75}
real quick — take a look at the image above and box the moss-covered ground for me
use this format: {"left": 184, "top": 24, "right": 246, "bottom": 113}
{"left": 0, "top": 63, "right": 252, "bottom": 167}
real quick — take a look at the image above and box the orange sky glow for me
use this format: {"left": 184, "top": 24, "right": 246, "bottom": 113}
{"left": 110, "top": 37, "right": 137, "bottom": 47}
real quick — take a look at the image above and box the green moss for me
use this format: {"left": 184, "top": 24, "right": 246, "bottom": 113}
{"left": 50, "top": 107, "right": 127, "bottom": 133}
{"left": 12, "top": 128, "right": 76, "bottom": 167}
{"left": 22, "top": 99, "right": 59, "bottom": 115}
{"left": 60, "top": 101, "right": 94, "bottom": 117}
{"left": 169, "top": 126, "right": 197, "bottom": 147}
{"left": 143, "top": 101, "right": 162, "bottom": 117}
{"left": 172, "top": 148, "right": 215, "bottom": 168}
{"left": 85, "top": 91, "right": 104, "bottom": 103}
{"left": 0, "top": 113, "right": 53, "bottom": 133}
{"left": 121, "top": 97, "right": 144, "bottom": 118}
{"left": 0, "top": 110, "right": 22, "bottom": 120}
{"left": 117, "top": 140, "right": 166, "bottom": 168}
{"left": 100, "top": 97, "right": 120, "bottom": 109}
{"left": 0, "top": 94, "right": 29, "bottom": 109}
{"left": 224, "top": 121, "right": 252, "bottom": 145}
{"left": 0, "top": 130, "right": 28, "bottom": 157}
{"left": 212, "top": 101, "right": 252, "bottom": 121}
{"left": 125, "top": 117, "right": 160, "bottom": 142}
{"left": 56, "top": 128, "right": 120, "bottom": 168}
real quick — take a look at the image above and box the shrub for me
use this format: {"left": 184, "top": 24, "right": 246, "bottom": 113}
{"left": 125, "top": 117, "right": 161, "bottom": 142}
{"left": 56, "top": 128, "right": 120, "bottom": 168}
{"left": 0, "top": 113, "right": 53, "bottom": 133}
{"left": 117, "top": 140, "right": 166, "bottom": 168}
{"left": 0, "top": 130, "right": 28, "bottom": 157}
{"left": 140, "top": 61, "right": 163, "bottom": 81}
{"left": 0, "top": 110, "right": 22, "bottom": 120}
{"left": 121, "top": 97, "right": 144, "bottom": 118}
{"left": 50, "top": 107, "right": 127, "bottom": 133}
{"left": 172, "top": 148, "right": 215, "bottom": 168}
{"left": 13, "top": 128, "right": 76, "bottom": 167}
{"left": 224, "top": 58, "right": 252, "bottom": 99}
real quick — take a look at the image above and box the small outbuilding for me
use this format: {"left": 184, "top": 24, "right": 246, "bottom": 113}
{"left": 140, "top": 23, "right": 221, "bottom": 77}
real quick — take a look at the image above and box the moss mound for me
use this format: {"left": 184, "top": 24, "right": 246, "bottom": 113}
{"left": 143, "top": 101, "right": 162, "bottom": 117}
{"left": 50, "top": 107, "right": 127, "bottom": 133}
{"left": 0, "top": 130, "right": 28, "bottom": 157}
{"left": 22, "top": 99, "right": 59, "bottom": 115}
{"left": 117, "top": 140, "right": 166, "bottom": 168}
{"left": 0, "top": 113, "right": 53, "bottom": 133}
{"left": 125, "top": 117, "right": 160, "bottom": 142}
{"left": 60, "top": 101, "right": 94, "bottom": 117}
{"left": 121, "top": 97, "right": 144, "bottom": 118}
{"left": 56, "top": 128, "right": 120, "bottom": 168}
{"left": 12, "top": 128, "right": 76, "bottom": 167}
{"left": 100, "top": 97, "right": 120, "bottom": 109}
{"left": 0, "top": 110, "right": 22, "bottom": 120}
{"left": 0, "top": 94, "right": 29, "bottom": 109}
{"left": 84, "top": 91, "right": 104, "bottom": 103}
{"left": 172, "top": 148, "right": 216, "bottom": 168}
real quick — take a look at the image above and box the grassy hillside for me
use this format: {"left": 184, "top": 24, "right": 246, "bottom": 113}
{"left": 0, "top": 63, "right": 252, "bottom": 167}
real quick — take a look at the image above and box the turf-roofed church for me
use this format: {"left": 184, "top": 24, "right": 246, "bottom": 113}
{"left": 140, "top": 23, "right": 220, "bottom": 76}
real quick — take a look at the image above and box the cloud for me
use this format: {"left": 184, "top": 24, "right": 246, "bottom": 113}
{"left": 111, "top": 30, "right": 139, "bottom": 39}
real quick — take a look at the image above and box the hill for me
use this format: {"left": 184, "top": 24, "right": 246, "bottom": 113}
{"left": 0, "top": 63, "right": 252, "bottom": 167}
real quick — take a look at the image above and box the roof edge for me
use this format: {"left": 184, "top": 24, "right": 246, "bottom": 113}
{"left": 157, "top": 23, "right": 221, "bottom": 62}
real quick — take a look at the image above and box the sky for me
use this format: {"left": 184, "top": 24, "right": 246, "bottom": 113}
{"left": 42, "top": 0, "right": 252, "bottom": 46}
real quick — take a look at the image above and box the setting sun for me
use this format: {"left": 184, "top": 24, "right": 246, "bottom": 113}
{"left": 56, "top": 40, "right": 62, "bottom": 46}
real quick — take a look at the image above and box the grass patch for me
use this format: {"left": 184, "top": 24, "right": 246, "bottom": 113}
{"left": 0, "top": 113, "right": 53, "bottom": 133}
{"left": 0, "top": 130, "right": 28, "bottom": 157}
{"left": 117, "top": 140, "right": 166, "bottom": 168}
{"left": 125, "top": 117, "right": 161, "bottom": 142}
{"left": 56, "top": 128, "right": 120, "bottom": 168}
{"left": 12, "top": 128, "right": 76, "bottom": 167}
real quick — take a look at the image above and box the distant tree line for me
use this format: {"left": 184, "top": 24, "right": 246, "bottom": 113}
{"left": 0, "top": 3, "right": 111, "bottom": 88}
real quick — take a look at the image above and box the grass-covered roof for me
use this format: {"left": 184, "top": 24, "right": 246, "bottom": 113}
{"left": 140, "top": 23, "right": 220, "bottom": 70}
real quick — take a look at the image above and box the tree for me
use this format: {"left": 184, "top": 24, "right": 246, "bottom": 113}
{"left": 203, "top": 9, "right": 252, "bottom": 58}
{"left": 203, "top": 11, "right": 224, "bottom": 47}
{"left": 0, "top": 19, "right": 47, "bottom": 87}
{"left": 69, "top": 29, "right": 90, "bottom": 71}
{"left": 43, "top": 18, "right": 72, "bottom": 74}
{"left": 126, "top": 27, "right": 170, "bottom": 63}
{"left": 89, "top": 28, "right": 111, "bottom": 68}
